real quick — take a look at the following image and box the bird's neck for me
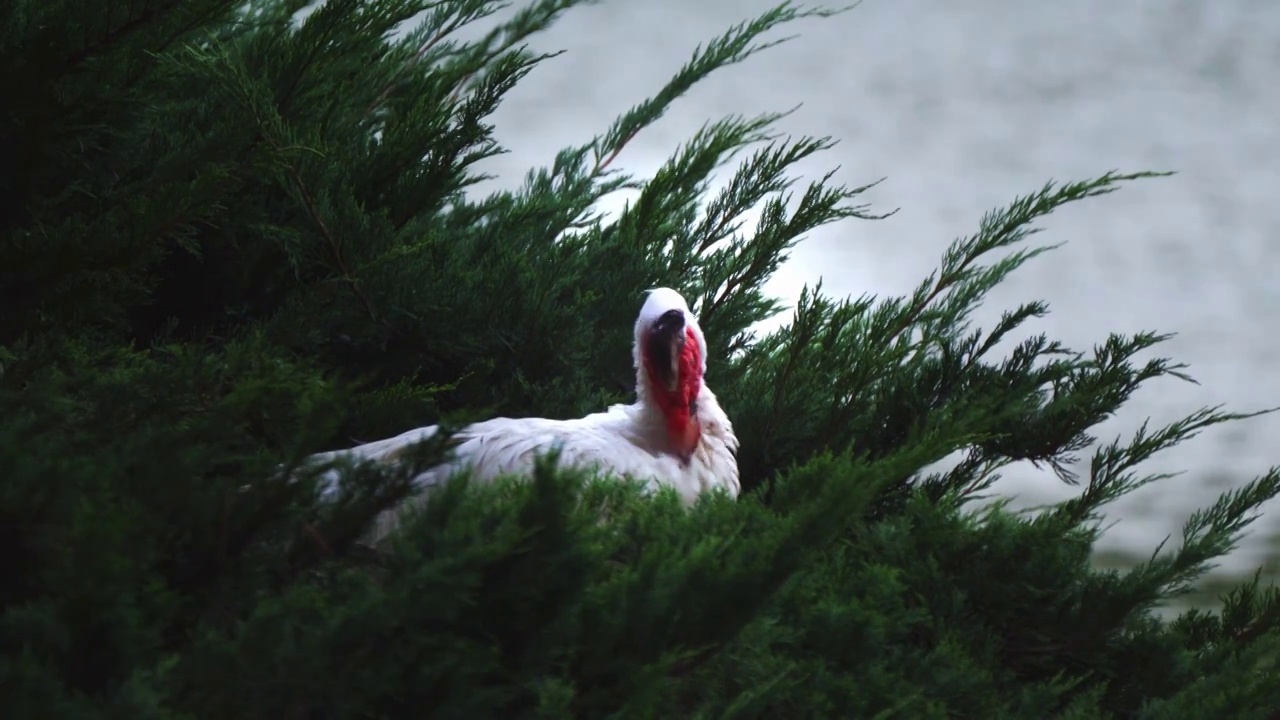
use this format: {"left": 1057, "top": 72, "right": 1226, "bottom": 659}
{"left": 668, "top": 413, "right": 702, "bottom": 463}
{"left": 637, "top": 380, "right": 703, "bottom": 462}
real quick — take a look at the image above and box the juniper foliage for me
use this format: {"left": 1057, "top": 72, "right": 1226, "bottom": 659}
{"left": 2, "top": 1, "right": 1279, "bottom": 718}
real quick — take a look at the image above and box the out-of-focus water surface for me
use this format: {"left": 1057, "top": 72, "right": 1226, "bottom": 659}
{"left": 464, "top": 0, "right": 1280, "bottom": 605}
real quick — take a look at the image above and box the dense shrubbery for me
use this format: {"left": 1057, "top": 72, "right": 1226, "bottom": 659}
{"left": 2, "top": 1, "right": 1278, "bottom": 717}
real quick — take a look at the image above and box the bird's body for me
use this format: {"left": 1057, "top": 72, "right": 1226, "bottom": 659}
{"left": 313, "top": 386, "right": 738, "bottom": 504}
{"left": 309, "top": 287, "right": 739, "bottom": 541}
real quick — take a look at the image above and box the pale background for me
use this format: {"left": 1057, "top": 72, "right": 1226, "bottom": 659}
{"left": 459, "top": 0, "right": 1279, "bottom": 602}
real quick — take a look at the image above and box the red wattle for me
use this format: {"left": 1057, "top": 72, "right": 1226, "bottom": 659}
{"left": 645, "top": 327, "right": 703, "bottom": 458}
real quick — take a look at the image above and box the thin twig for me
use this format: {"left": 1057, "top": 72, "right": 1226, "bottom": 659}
{"left": 447, "top": 70, "right": 476, "bottom": 104}
{"left": 246, "top": 95, "right": 389, "bottom": 329}
{"left": 595, "top": 129, "right": 640, "bottom": 175}
{"left": 285, "top": 157, "right": 387, "bottom": 328}
{"left": 303, "top": 522, "right": 333, "bottom": 556}
{"left": 366, "top": 19, "right": 460, "bottom": 118}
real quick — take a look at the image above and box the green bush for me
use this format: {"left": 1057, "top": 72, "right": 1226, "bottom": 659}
{"left": 2, "top": 1, "right": 1278, "bottom": 718}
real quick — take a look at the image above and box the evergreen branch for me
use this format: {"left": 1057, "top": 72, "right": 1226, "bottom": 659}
{"left": 594, "top": 128, "right": 639, "bottom": 175}
{"left": 240, "top": 84, "right": 387, "bottom": 327}
{"left": 171, "top": 37, "right": 390, "bottom": 329}
{"left": 57, "top": 1, "right": 172, "bottom": 73}
{"left": 758, "top": 283, "right": 829, "bottom": 447}
{"left": 446, "top": 0, "right": 589, "bottom": 101}
{"left": 688, "top": 134, "right": 839, "bottom": 257}
{"left": 970, "top": 301, "right": 1053, "bottom": 363}
{"left": 619, "top": 111, "right": 785, "bottom": 237}
{"left": 1089, "top": 468, "right": 1280, "bottom": 632}
{"left": 728, "top": 172, "right": 1173, "bottom": 493}
{"left": 896, "top": 171, "right": 1171, "bottom": 348}
{"left": 590, "top": 2, "right": 854, "bottom": 174}
{"left": 1058, "top": 406, "right": 1278, "bottom": 526}
{"left": 281, "top": 155, "right": 388, "bottom": 330}
{"left": 701, "top": 165, "right": 887, "bottom": 323}
{"left": 368, "top": 0, "right": 585, "bottom": 116}
{"left": 365, "top": 1, "right": 480, "bottom": 117}
{"left": 1220, "top": 572, "right": 1280, "bottom": 647}
{"left": 1137, "top": 630, "right": 1280, "bottom": 720}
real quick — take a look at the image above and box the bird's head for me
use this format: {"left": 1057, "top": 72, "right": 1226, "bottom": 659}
{"left": 634, "top": 287, "right": 707, "bottom": 459}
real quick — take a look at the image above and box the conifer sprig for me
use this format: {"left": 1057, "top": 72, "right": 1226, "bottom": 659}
{"left": 590, "top": 2, "right": 855, "bottom": 175}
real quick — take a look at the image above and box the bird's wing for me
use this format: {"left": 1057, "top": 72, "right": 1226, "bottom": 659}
{"left": 450, "top": 413, "right": 647, "bottom": 480}
{"left": 307, "top": 425, "right": 441, "bottom": 500}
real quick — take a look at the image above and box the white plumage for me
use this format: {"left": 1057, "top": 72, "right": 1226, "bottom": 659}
{"left": 309, "top": 287, "right": 739, "bottom": 541}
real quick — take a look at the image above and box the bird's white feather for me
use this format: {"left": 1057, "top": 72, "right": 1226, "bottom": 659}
{"left": 309, "top": 287, "right": 739, "bottom": 543}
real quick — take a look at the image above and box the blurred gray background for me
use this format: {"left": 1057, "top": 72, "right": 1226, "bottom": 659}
{"left": 463, "top": 0, "right": 1280, "bottom": 600}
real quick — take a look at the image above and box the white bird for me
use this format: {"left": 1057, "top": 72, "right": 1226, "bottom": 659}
{"left": 309, "top": 287, "right": 740, "bottom": 542}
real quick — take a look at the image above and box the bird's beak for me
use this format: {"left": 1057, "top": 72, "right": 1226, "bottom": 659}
{"left": 645, "top": 309, "right": 686, "bottom": 392}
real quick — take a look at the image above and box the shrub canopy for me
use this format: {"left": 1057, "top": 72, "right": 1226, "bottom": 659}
{"left": 2, "top": 1, "right": 1278, "bottom": 718}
